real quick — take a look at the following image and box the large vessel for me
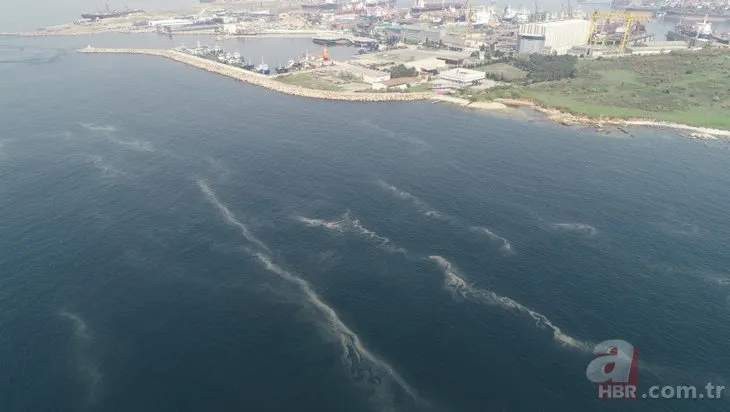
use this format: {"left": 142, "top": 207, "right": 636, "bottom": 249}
{"left": 81, "top": 6, "right": 143, "bottom": 20}
{"left": 301, "top": 1, "right": 341, "bottom": 10}
{"left": 411, "top": 0, "right": 464, "bottom": 13}
{"left": 663, "top": 8, "right": 730, "bottom": 22}
{"left": 712, "top": 31, "right": 730, "bottom": 44}
{"left": 471, "top": 6, "right": 497, "bottom": 27}
{"left": 502, "top": 5, "right": 517, "bottom": 21}
{"left": 610, "top": 0, "right": 662, "bottom": 13}
{"left": 666, "top": 18, "right": 714, "bottom": 43}
{"left": 514, "top": 5, "right": 531, "bottom": 23}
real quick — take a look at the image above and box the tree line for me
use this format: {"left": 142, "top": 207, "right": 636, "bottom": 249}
{"left": 511, "top": 54, "right": 578, "bottom": 83}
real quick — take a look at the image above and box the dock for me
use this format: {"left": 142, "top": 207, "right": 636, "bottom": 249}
{"left": 76, "top": 47, "right": 458, "bottom": 103}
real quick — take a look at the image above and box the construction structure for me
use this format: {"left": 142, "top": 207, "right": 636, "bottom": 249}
{"left": 518, "top": 19, "right": 592, "bottom": 55}
{"left": 586, "top": 11, "right": 654, "bottom": 53}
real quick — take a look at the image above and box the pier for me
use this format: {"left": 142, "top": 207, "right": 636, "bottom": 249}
{"left": 76, "top": 47, "right": 506, "bottom": 108}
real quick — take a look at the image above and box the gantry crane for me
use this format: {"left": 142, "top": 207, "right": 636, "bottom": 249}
{"left": 587, "top": 11, "right": 653, "bottom": 53}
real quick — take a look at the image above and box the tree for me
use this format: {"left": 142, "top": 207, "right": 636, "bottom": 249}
{"left": 389, "top": 64, "right": 417, "bottom": 78}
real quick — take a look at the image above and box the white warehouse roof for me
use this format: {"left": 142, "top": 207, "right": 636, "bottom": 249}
{"left": 519, "top": 19, "right": 591, "bottom": 55}
{"left": 439, "top": 68, "right": 486, "bottom": 83}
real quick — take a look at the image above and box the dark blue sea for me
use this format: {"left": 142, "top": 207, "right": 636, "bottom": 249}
{"left": 1, "top": 34, "right": 729, "bottom": 412}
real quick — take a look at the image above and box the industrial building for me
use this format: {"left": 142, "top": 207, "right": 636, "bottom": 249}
{"left": 400, "top": 24, "right": 444, "bottom": 44}
{"left": 404, "top": 57, "right": 448, "bottom": 74}
{"left": 518, "top": 19, "right": 591, "bottom": 55}
{"left": 372, "top": 77, "right": 421, "bottom": 91}
{"left": 438, "top": 68, "right": 486, "bottom": 85}
{"left": 147, "top": 19, "right": 194, "bottom": 27}
{"left": 223, "top": 23, "right": 245, "bottom": 34}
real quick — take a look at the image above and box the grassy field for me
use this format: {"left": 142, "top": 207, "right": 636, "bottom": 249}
{"left": 276, "top": 73, "right": 343, "bottom": 91}
{"left": 525, "top": 50, "right": 730, "bottom": 129}
{"left": 405, "top": 83, "right": 432, "bottom": 93}
{"left": 474, "top": 63, "right": 528, "bottom": 81}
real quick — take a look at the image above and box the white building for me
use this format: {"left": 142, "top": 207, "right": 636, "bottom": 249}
{"left": 223, "top": 24, "right": 244, "bottom": 34}
{"left": 438, "top": 68, "right": 486, "bottom": 84}
{"left": 147, "top": 19, "right": 194, "bottom": 27}
{"left": 404, "top": 58, "right": 448, "bottom": 74}
{"left": 372, "top": 77, "right": 421, "bottom": 91}
{"left": 518, "top": 19, "right": 592, "bottom": 55}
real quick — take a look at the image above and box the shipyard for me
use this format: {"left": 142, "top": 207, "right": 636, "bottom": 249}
{"left": 6, "top": 0, "right": 729, "bottom": 132}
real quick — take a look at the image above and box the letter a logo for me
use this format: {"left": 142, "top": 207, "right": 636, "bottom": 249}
{"left": 586, "top": 339, "right": 638, "bottom": 399}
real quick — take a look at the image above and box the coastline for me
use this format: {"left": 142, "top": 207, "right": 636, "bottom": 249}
{"left": 1, "top": 29, "right": 339, "bottom": 39}
{"left": 76, "top": 47, "right": 507, "bottom": 107}
{"left": 75, "top": 47, "right": 730, "bottom": 138}
{"left": 497, "top": 99, "right": 730, "bottom": 139}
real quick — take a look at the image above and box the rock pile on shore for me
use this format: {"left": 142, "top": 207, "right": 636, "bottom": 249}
{"left": 77, "top": 48, "right": 730, "bottom": 139}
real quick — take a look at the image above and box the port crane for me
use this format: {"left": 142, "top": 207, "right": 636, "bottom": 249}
{"left": 586, "top": 11, "right": 653, "bottom": 52}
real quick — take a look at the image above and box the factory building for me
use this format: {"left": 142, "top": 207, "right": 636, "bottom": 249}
{"left": 438, "top": 68, "right": 486, "bottom": 84}
{"left": 404, "top": 57, "right": 448, "bottom": 74}
{"left": 372, "top": 77, "right": 421, "bottom": 91}
{"left": 147, "top": 19, "right": 194, "bottom": 27}
{"left": 223, "top": 24, "right": 245, "bottom": 34}
{"left": 517, "top": 19, "right": 591, "bottom": 55}
{"left": 401, "top": 24, "right": 444, "bottom": 44}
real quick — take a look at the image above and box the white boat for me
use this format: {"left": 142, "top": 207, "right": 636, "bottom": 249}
{"left": 255, "top": 57, "right": 270, "bottom": 74}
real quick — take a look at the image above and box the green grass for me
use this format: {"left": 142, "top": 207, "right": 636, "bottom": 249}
{"left": 474, "top": 63, "right": 528, "bottom": 81}
{"left": 524, "top": 50, "right": 730, "bottom": 129}
{"left": 276, "top": 73, "right": 343, "bottom": 91}
{"left": 405, "top": 83, "right": 432, "bottom": 93}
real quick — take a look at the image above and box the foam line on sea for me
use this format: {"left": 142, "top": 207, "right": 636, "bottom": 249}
{"left": 378, "top": 180, "right": 515, "bottom": 255}
{"left": 198, "top": 181, "right": 425, "bottom": 410}
{"left": 197, "top": 179, "right": 272, "bottom": 255}
{"left": 428, "top": 256, "right": 592, "bottom": 352}
{"left": 59, "top": 311, "right": 103, "bottom": 406}
{"left": 297, "top": 212, "right": 406, "bottom": 254}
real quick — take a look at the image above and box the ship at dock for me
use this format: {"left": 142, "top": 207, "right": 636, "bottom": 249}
{"left": 662, "top": 7, "right": 730, "bottom": 21}
{"left": 81, "top": 5, "right": 143, "bottom": 20}
{"left": 666, "top": 18, "right": 714, "bottom": 44}
{"left": 411, "top": 0, "right": 464, "bottom": 13}
{"left": 301, "top": 1, "right": 341, "bottom": 11}
{"left": 609, "top": 0, "right": 662, "bottom": 13}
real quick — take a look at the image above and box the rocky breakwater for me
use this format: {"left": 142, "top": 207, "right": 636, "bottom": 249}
{"left": 77, "top": 47, "right": 443, "bottom": 103}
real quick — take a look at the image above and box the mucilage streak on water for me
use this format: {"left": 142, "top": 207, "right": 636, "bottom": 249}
{"left": 197, "top": 181, "right": 425, "bottom": 410}
{"left": 550, "top": 223, "right": 599, "bottom": 237}
{"left": 297, "top": 211, "right": 406, "bottom": 254}
{"left": 197, "top": 179, "right": 272, "bottom": 255}
{"left": 58, "top": 310, "right": 103, "bottom": 407}
{"left": 428, "top": 256, "right": 592, "bottom": 352}
{"left": 79, "top": 123, "right": 154, "bottom": 152}
{"left": 378, "top": 180, "right": 515, "bottom": 255}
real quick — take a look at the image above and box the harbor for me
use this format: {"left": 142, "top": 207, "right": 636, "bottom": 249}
{"left": 6, "top": 0, "right": 729, "bottom": 133}
{"left": 76, "top": 46, "right": 492, "bottom": 105}
{"left": 75, "top": 45, "right": 730, "bottom": 138}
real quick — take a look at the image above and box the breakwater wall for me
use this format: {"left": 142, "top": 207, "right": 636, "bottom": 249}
{"left": 77, "top": 47, "right": 446, "bottom": 103}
